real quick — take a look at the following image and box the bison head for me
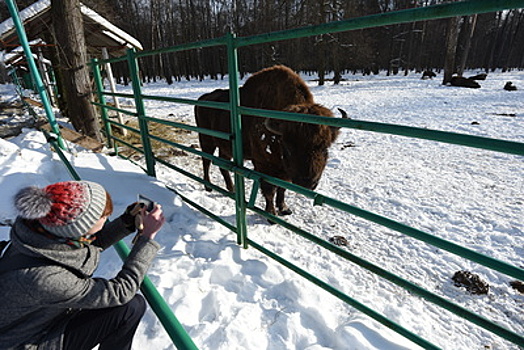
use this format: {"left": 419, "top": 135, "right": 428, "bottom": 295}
{"left": 264, "top": 104, "right": 346, "bottom": 190}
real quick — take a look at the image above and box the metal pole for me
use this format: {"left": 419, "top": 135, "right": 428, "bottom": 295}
{"left": 4, "top": 0, "right": 65, "bottom": 149}
{"left": 226, "top": 32, "right": 248, "bottom": 248}
{"left": 127, "top": 48, "right": 156, "bottom": 177}
{"left": 92, "top": 58, "right": 113, "bottom": 149}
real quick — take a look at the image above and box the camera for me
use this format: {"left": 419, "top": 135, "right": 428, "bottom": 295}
{"left": 137, "top": 194, "right": 155, "bottom": 212}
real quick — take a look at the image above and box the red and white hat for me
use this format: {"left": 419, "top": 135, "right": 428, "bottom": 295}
{"left": 14, "top": 181, "right": 107, "bottom": 238}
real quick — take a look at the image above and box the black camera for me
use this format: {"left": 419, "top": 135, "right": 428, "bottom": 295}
{"left": 137, "top": 194, "right": 155, "bottom": 212}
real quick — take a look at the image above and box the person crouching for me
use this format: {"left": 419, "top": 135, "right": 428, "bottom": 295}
{"left": 0, "top": 181, "right": 165, "bottom": 350}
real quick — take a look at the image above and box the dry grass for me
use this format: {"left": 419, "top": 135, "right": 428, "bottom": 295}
{"left": 108, "top": 118, "right": 197, "bottom": 160}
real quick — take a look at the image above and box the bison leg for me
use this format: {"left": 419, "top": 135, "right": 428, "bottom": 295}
{"left": 200, "top": 141, "right": 233, "bottom": 192}
{"left": 260, "top": 180, "right": 278, "bottom": 218}
{"left": 218, "top": 149, "right": 234, "bottom": 192}
{"left": 276, "top": 187, "right": 292, "bottom": 215}
{"left": 202, "top": 157, "right": 213, "bottom": 192}
{"left": 219, "top": 168, "right": 234, "bottom": 192}
{"left": 199, "top": 134, "right": 216, "bottom": 192}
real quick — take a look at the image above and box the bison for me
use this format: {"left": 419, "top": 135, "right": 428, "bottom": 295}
{"left": 449, "top": 76, "right": 481, "bottom": 89}
{"left": 504, "top": 81, "right": 517, "bottom": 91}
{"left": 421, "top": 70, "right": 436, "bottom": 79}
{"left": 468, "top": 73, "right": 487, "bottom": 81}
{"left": 195, "top": 65, "right": 346, "bottom": 217}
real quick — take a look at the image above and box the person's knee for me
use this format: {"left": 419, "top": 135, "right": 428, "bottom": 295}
{"left": 128, "top": 294, "right": 147, "bottom": 322}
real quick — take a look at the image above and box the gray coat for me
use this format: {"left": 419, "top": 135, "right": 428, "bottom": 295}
{"left": 0, "top": 217, "right": 160, "bottom": 350}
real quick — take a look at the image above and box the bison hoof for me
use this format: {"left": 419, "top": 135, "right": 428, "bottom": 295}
{"left": 279, "top": 208, "right": 293, "bottom": 216}
{"left": 265, "top": 211, "right": 279, "bottom": 225}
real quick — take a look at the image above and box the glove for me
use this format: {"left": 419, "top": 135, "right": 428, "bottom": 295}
{"left": 121, "top": 202, "right": 144, "bottom": 233}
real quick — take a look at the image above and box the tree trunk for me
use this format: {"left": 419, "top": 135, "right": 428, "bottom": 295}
{"left": 500, "top": 10, "right": 521, "bottom": 71}
{"left": 506, "top": 11, "right": 524, "bottom": 68}
{"left": 484, "top": 12, "right": 503, "bottom": 72}
{"left": 457, "top": 14, "right": 478, "bottom": 76}
{"left": 51, "top": 0, "right": 101, "bottom": 141}
{"left": 317, "top": 36, "right": 326, "bottom": 86}
{"left": 443, "top": 16, "right": 460, "bottom": 85}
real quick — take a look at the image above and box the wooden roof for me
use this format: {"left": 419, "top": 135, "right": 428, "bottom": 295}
{"left": 0, "top": 0, "right": 142, "bottom": 58}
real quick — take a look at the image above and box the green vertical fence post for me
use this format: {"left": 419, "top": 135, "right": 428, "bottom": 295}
{"left": 91, "top": 59, "right": 113, "bottom": 149}
{"left": 226, "top": 32, "right": 248, "bottom": 248}
{"left": 5, "top": 0, "right": 65, "bottom": 149}
{"left": 127, "top": 48, "right": 156, "bottom": 177}
{"left": 45, "top": 137, "right": 198, "bottom": 350}
{"left": 8, "top": 69, "right": 22, "bottom": 96}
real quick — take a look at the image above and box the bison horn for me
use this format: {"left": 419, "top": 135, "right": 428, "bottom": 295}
{"left": 330, "top": 108, "right": 349, "bottom": 133}
{"left": 264, "top": 118, "right": 284, "bottom": 135}
{"left": 338, "top": 108, "right": 349, "bottom": 119}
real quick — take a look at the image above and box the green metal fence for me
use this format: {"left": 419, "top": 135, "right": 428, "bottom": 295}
{"left": 0, "top": 0, "right": 499, "bottom": 349}
{"left": 89, "top": 1, "right": 524, "bottom": 348}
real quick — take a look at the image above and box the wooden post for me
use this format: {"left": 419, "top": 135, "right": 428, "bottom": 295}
{"left": 37, "top": 47, "right": 56, "bottom": 106}
{"left": 102, "top": 48, "right": 126, "bottom": 136}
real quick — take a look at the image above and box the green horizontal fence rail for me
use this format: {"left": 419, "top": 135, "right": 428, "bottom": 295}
{"left": 88, "top": 0, "right": 524, "bottom": 349}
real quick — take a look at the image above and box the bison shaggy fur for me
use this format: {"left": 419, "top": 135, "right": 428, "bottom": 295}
{"left": 195, "top": 65, "right": 345, "bottom": 217}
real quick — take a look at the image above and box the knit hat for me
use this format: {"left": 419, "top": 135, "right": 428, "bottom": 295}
{"left": 14, "top": 181, "right": 107, "bottom": 238}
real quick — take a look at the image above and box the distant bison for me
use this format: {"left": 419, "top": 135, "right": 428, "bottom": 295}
{"left": 504, "top": 81, "right": 517, "bottom": 91}
{"left": 195, "top": 65, "right": 346, "bottom": 217}
{"left": 450, "top": 76, "right": 481, "bottom": 89}
{"left": 468, "top": 73, "right": 487, "bottom": 81}
{"left": 421, "top": 70, "right": 436, "bottom": 79}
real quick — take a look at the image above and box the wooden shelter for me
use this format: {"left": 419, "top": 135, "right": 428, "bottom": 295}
{"left": 0, "top": 0, "right": 142, "bottom": 57}
{"left": 0, "top": 0, "right": 142, "bottom": 137}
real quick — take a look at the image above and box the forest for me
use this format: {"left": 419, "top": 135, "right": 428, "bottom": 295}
{"left": 2, "top": 0, "right": 524, "bottom": 84}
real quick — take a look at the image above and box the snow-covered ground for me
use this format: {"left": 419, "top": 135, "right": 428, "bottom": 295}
{"left": 0, "top": 69, "right": 523, "bottom": 350}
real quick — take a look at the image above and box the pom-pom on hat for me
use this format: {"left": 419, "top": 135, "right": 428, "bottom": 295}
{"left": 14, "top": 181, "right": 107, "bottom": 238}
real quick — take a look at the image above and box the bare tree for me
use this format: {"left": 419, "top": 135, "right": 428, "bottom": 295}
{"left": 82, "top": 0, "right": 524, "bottom": 81}
{"left": 443, "top": 15, "right": 460, "bottom": 84}
{"left": 51, "top": 0, "right": 101, "bottom": 140}
{"left": 457, "top": 14, "right": 478, "bottom": 76}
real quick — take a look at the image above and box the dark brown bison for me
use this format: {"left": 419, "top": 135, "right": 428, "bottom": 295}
{"left": 449, "top": 76, "right": 481, "bottom": 89}
{"left": 195, "top": 65, "right": 346, "bottom": 217}
{"left": 504, "top": 81, "right": 517, "bottom": 91}
{"left": 468, "top": 73, "right": 487, "bottom": 81}
{"left": 421, "top": 70, "right": 436, "bottom": 79}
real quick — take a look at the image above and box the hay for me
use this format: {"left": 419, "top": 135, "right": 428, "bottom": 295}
{"left": 109, "top": 118, "right": 196, "bottom": 160}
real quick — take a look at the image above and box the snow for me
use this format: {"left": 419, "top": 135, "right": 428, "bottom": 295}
{"left": 0, "top": 69, "right": 523, "bottom": 350}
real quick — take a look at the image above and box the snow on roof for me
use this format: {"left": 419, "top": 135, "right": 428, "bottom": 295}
{"left": 1, "top": 38, "right": 52, "bottom": 68}
{"left": 0, "top": 0, "right": 50, "bottom": 38}
{"left": 80, "top": 5, "right": 143, "bottom": 51}
{"left": 4, "top": 48, "right": 52, "bottom": 67}
{"left": 2, "top": 39, "right": 47, "bottom": 65}
{"left": 0, "top": 0, "right": 142, "bottom": 51}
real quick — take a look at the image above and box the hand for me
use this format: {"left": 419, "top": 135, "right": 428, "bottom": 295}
{"left": 139, "top": 204, "right": 165, "bottom": 240}
{"left": 121, "top": 202, "right": 144, "bottom": 232}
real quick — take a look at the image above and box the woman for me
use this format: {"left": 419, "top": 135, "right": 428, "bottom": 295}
{"left": 0, "top": 180, "right": 165, "bottom": 350}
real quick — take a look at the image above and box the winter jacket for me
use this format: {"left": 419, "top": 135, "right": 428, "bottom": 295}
{"left": 0, "top": 216, "right": 160, "bottom": 350}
